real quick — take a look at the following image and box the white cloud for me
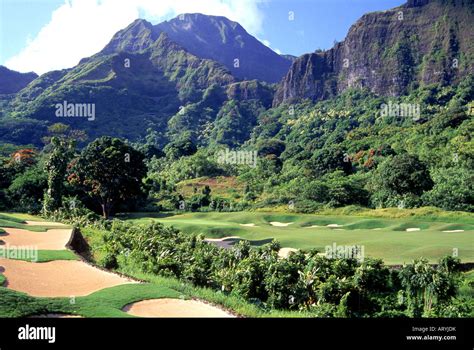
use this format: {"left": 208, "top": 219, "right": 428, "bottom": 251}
{"left": 258, "top": 38, "right": 282, "bottom": 55}
{"left": 5, "top": 0, "right": 265, "bottom": 75}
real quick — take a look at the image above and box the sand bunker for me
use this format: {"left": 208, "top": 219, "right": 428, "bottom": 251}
{"left": 442, "top": 230, "right": 465, "bottom": 233}
{"left": 0, "top": 258, "right": 135, "bottom": 297}
{"left": 25, "top": 221, "right": 68, "bottom": 227}
{"left": 204, "top": 236, "right": 241, "bottom": 249}
{"left": 278, "top": 248, "right": 298, "bottom": 259}
{"left": 269, "top": 222, "right": 293, "bottom": 227}
{"left": 204, "top": 236, "right": 241, "bottom": 242}
{"left": 0, "top": 228, "right": 71, "bottom": 250}
{"left": 123, "top": 298, "right": 234, "bottom": 318}
{"left": 327, "top": 224, "right": 344, "bottom": 228}
{"left": 406, "top": 228, "right": 421, "bottom": 232}
{"left": 239, "top": 223, "right": 257, "bottom": 227}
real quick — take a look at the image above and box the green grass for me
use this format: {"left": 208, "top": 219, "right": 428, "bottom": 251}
{"left": 0, "top": 219, "right": 68, "bottom": 232}
{"left": 0, "top": 283, "right": 183, "bottom": 318}
{"left": 121, "top": 210, "right": 474, "bottom": 265}
{"left": 0, "top": 213, "right": 71, "bottom": 232}
{"left": 0, "top": 213, "right": 39, "bottom": 222}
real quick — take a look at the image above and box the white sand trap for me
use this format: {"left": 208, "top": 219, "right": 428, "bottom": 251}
{"left": 0, "top": 258, "right": 136, "bottom": 297}
{"left": 239, "top": 223, "right": 257, "bottom": 227}
{"left": 0, "top": 228, "right": 71, "bottom": 250}
{"left": 442, "top": 230, "right": 465, "bottom": 233}
{"left": 305, "top": 225, "right": 321, "bottom": 228}
{"left": 327, "top": 224, "right": 344, "bottom": 228}
{"left": 123, "top": 298, "right": 234, "bottom": 318}
{"left": 204, "top": 236, "right": 241, "bottom": 242}
{"left": 278, "top": 248, "right": 298, "bottom": 258}
{"left": 270, "top": 222, "right": 293, "bottom": 227}
{"left": 25, "top": 221, "right": 68, "bottom": 227}
{"left": 406, "top": 228, "right": 421, "bottom": 232}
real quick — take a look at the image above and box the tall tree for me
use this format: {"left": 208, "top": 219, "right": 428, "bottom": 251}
{"left": 69, "top": 137, "right": 146, "bottom": 219}
{"left": 43, "top": 137, "right": 75, "bottom": 214}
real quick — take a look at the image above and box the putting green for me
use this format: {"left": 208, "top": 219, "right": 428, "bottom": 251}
{"left": 123, "top": 211, "right": 474, "bottom": 265}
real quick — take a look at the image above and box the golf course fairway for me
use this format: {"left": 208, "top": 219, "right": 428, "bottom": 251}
{"left": 121, "top": 211, "right": 474, "bottom": 265}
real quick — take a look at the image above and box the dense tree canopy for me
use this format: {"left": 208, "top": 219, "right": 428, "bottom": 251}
{"left": 68, "top": 137, "right": 146, "bottom": 218}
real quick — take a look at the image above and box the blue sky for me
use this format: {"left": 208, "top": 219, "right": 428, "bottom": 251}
{"left": 0, "top": 0, "right": 405, "bottom": 74}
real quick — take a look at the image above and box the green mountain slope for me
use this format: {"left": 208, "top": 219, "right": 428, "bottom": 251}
{"left": 0, "top": 66, "right": 38, "bottom": 94}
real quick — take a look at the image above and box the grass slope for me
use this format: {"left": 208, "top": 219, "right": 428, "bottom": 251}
{"left": 0, "top": 218, "right": 70, "bottom": 232}
{"left": 0, "top": 283, "right": 182, "bottom": 318}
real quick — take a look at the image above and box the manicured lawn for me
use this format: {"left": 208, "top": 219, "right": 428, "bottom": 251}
{"left": 0, "top": 214, "right": 71, "bottom": 232}
{"left": 121, "top": 211, "right": 474, "bottom": 265}
{"left": 0, "top": 283, "right": 183, "bottom": 318}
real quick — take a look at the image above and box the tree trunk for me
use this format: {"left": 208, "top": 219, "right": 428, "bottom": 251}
{"left": 101, "top": 204, "right": 108, "bottom": 219}
{"left": 101, "top": 200, "right": 113, "bottom": 219}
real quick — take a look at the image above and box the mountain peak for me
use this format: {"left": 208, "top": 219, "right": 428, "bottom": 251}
{"left": 100, "top": 13, "right": 291, "bottom": 83}
{"left": 0, "top": 66, "right": 38, "bottom": 94}
{"left": 154, "top": 13, "right": 291, "bottom": 82}
{"left": 167, "top": 13, "right": 243, "bottom": 31}
{"left": 101, "top": 18, "right": 159, "bottom": 55}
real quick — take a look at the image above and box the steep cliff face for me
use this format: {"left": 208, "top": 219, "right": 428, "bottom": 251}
{"left": 274, "top": 0, "right": 474, "bottom": 105}
{"left": 225, "top": 80, "right": 275, "bottom": 108}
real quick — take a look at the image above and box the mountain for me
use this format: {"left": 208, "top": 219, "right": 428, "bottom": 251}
{"left": 4, "top": 17, "right": 276, "bottom": 145}
{"left": 274, "top": 0, "right": 474, "bottom": 105}
{"left": 0, "top": 66, "right": 38, "bottom": 94}
{"left": 103, "top": 14, "right": 292, "bottom": 83}
{"left": 7, "top": 31, "right": 238, "bottom": 143}
{"left": 2, "top": 3, "right": 473, "bottom": 147}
